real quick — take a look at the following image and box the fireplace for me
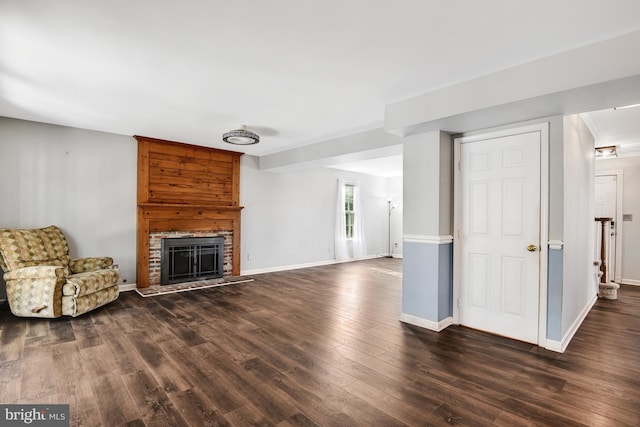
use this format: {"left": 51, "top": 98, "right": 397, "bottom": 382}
{"left": 136, "top": 136, "right": 243, "bottom": 288}
{"left": 161, "top": 236, "right": 224, "bottom": 285}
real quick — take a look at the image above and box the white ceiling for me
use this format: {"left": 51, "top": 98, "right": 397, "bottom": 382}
{"left": 1, "top": 1, "right": 640, "bottom": 161}
{"left": 582, "top": 106, "right": 640, "bottom": 158}
{"left": 326, "top": 155, "right": 404, "bottom": 178}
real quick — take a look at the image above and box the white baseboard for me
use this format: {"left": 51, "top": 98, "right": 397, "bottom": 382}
{"left": 121, "top": 255, "right": 394, "bottom": 290}
{"left": 241, "top": 254, "right": 381, "bottom": 276}
{"left": 544, "top": 339, "right": 563, "bottom": 353}
{"left": 119, "top": 283, "right": 137, "bottom": 292}
{"left": 400, "top": 313, "right": 453, "bottom": 332}
{"left": 545, "top": 293, "right": 597, "bottom": 353}
{"left": 620, "top": 278, "right": 640, "bottom": 286}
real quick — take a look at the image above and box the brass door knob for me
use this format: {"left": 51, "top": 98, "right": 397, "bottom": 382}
{"left": 527, "top": 244, "right": 538, "bottom": 252}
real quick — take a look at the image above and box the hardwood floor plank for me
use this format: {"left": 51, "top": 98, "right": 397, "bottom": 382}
{"left": 95, "top": 322, "right": 148, "bottom": 376}
{"left": 345, "top": 342, "right": 514, "bottom": 425}
{"left": 190, "top": 341, "right": 301, "bottom": 425}
{"left": 0, "top": 316, "right": 27, "bottom": 355}
{"left": 91, "top": 372, "right": 141, "bottom": 426}
{"left": 121, "top": 369, "right": 190, "bottom": 427}
{"left": 69, "top": 315, "right": 103, "bottom": 349}
{"left": 498, "top": 396, "right": 586, "bottom": 427}
{"left": 267, "top": 358, "right": 365, "bottom": 425}
{"left": 52, "top": 341, "right": 102, "bottom": 426}
{"left": 19, "top": 344, "right": 56, "bottom": 404}
{"left": 0, "top": 314, "right": 25, "bottom": 403}
{"left": 493, "top": 410, "right": 538, "bottom": 427}
{"left": 25, "top": 320, "right": 50, "bottom": 343}
{"left": 210, "top": 326, "right": 298, "bottom": 374}
{"left": 561, "top": 381, "right": 640, "bottom": 423}
{"left": 79, "top": 343, "right": 119, "bottom": 379}
{"left": 223, "top": 403, "right": 274, "bottom": 427}
{"left": 168, "top": 387, "right": 232, "bottom": 427}
{"left": 125, "top": 332, "right": 193, "bottom": 393}
{"left": 0, "top": 358, "right": 21, "bottom": 403}
{"left": 342, "top": 375, "right": 436, "bottom": 426}
{"left": 186, "top": 320, "right": 256, "bottom": 363}
{"left": 287, "top": 413, "right": 320, "bottom": 427}
{"left": 431, "top": 402, "right": 496, "bottom": 427}
{"left": 238, "top": 356, "right": 363, "bottom": 426}
{"left": 49, "top": 318, "right": 76, "bottom": 344}
{"left": 161, "top": 340, "right": 249, "bottom": 413}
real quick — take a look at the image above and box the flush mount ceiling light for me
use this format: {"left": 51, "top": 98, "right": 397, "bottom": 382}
{"left": 595, "top": 145, "right": 617, "bottom": 158}
{"left": 222, "top": 125, "right": 259, "bottom": 145}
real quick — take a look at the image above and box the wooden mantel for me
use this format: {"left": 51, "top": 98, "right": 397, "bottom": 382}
{"left": 135, "top": 136, "right": 244, "bottom": 288}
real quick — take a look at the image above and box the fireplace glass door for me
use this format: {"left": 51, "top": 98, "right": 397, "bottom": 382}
{"left": 161, "top": 237, "right": 224, "bottom": 285}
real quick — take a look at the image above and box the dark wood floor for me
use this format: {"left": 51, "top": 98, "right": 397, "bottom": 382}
{"left": 1, "top": 258, "right": 639, "bottom": 426}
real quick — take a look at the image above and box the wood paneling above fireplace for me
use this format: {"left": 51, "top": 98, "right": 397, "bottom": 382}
{"left": 136, "top": 136, "right": 243, "bottom": 288}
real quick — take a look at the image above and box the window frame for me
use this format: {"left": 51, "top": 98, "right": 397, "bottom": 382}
{"left": 344, "top": 183, "right": 355, "bottom": 240}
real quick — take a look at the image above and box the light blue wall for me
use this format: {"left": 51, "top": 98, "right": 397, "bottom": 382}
{"left": 402, "top": 242, "right": 437, "bottom": 320}
{"left": 547, "top": 247, "right": 564, "bottom": 341}
{"left": 402, "top": 241, "right": 452, "bottom": 322}
{"left": 438, "top": 243, "right": 453, "bottom": 320}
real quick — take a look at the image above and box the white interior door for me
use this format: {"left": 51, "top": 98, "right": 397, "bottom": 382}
{"left": 594, "top": 175, "right": 617, "bottom": 281}
{"left": 458, "top": 130, "right": 541, "bottom": 344}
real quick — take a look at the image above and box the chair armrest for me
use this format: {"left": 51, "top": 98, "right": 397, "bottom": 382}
{"left": 4, "top": 268, "right": 66, "bottom": 318}
{"left": 69, "top": 257, "right": 114, "bottom": 273}
{"left": 4, "top": 265, "right": 68, "bottom": 280}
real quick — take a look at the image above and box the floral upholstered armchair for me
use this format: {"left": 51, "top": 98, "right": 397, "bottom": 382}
{"left": 0, "top": 225, "right": 120, "bottom": 318}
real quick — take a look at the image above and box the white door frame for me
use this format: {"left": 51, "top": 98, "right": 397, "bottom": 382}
{"left": 595, "top": 169, "right": 623, "bottom": 284}
{"left": 453, "top": 123, "right": 549, "bottom": 347}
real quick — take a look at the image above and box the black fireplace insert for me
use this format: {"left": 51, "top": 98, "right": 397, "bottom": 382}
{"left": 160, "top": 236, "right": 224, "bottom": 285}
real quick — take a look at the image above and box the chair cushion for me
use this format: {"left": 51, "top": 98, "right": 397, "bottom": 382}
{"left": 63, "top": 269, "right": 119, "bottom": 297}
{"left": 0, "top": 226, "right": 70, "bottom": 271}
{"left": 69, "top": 257, "right": 113, "bottom": 274}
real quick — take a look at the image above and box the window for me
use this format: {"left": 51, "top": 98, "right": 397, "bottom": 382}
{"left": 335, "top": 179, "right": 366, "bottom": 260}
{"left": 344, "top": 184, "right": 355, "bottom": 239}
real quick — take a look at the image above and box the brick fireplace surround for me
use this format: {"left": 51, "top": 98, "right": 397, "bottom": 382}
{"left": 136, "top": 136, "right": 243, "bottom": 288}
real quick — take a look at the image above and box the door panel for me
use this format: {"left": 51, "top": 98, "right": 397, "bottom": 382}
{"left": 470, "top": 182, "right": 489, "bottom": 234}
{"left": 460, "top": 131, "right": 541, "bottom": 344}
{"left": 469, "top": 253, "right": 489, "bottom": 308}
{"left": 503, "top": 179, "right": 524, "bottom": 236}
{"left": 501, "top": 256, "right": 524, "bottom": 315}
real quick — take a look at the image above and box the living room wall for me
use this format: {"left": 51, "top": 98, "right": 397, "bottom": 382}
{"left": 0, "top": 117, "right": 402, "bottom": 289}
{"left": 0, "top": 117, "right": 138, "bottom": 284}
{"left": 240, "top": 155, "right": 403, "bottom": 274}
